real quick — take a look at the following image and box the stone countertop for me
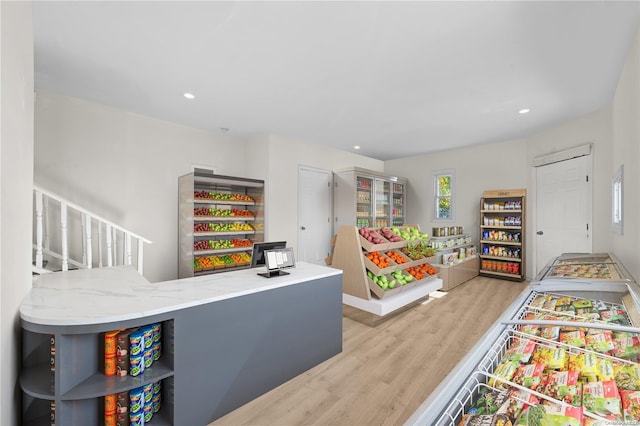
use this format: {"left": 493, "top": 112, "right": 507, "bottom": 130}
{"left": 20, "top": 262, "right": 342, "bottom": 326}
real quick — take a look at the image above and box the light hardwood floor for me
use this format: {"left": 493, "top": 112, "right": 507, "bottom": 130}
{"left": 211, "top": 276, "right": 528, "bottom": 426}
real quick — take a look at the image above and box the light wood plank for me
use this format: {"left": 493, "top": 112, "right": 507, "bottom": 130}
{"left": 210, "top": 276, "right": 528, "bottom": 426}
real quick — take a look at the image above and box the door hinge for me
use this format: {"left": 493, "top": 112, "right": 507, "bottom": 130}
{"left": 586, "top": 175, "right": 589, "bottom": 182}
{"left": 328, "top": 181, "right": 331, "bottom": 187}
{"left": 586, "top": 223, "right": 589, "bottom": 231}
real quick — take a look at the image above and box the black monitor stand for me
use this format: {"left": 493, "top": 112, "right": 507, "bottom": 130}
{"left": 257, "top": 269, "right": 290, "bottom": 278}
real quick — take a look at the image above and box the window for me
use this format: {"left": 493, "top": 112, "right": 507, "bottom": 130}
{"left": 433, "top": 169, "right": 455, "bottom": 221}
{"left": 612, "top": 164, "right": 623, "bottom": 235}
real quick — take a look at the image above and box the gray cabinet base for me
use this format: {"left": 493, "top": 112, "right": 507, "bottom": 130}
{"left": 173, "top": 274, "right": 343, "bottom": 424}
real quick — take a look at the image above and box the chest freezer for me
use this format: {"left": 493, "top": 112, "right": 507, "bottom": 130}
{"left": 407, "top": 253, "right": 640, "bottom": 426}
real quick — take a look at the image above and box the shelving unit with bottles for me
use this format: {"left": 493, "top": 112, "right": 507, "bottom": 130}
{"left": 334, "top": 167, "right": 406, "bottom": 230}
{"left": 178, "top": 171, "right": 265, "bottom": 278}
{"left": 331, "top": 225, "right": 442, "bottom": 321}
{"left": 428, "top": 230, "right": 479, "bottom": 291}
{"left": 479, "top": 189, "right": 526, "bottom": 281}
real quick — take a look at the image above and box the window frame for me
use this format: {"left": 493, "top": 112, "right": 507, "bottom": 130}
{"left": 612, "top": 164, "right": 623, "bottom": 235}
{"left": 432, "top": 169, "right": 455, "bottom": 222}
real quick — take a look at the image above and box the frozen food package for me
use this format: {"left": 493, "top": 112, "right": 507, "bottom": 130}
{"left": 582, "top": 380, "right": 622, "bottom": 420}
{"left": 466, "top": 387, "right": 510, "bottom": 416}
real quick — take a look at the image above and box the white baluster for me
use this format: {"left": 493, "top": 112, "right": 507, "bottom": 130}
{"left": 137, "top": 239, "right": 144, "bottom": 275}
{"left": 85, "top": 215, "right": 92, "bottom": 268}
{"left": 125, "top": 233, "right": 132, "bottom": 266}
{"left": 43, "top": 196, "right": 50, "bottom": 251}
{"left": 35, "top": 191, "right": 44, "bottom": 269}
{"left": 61, "top": 203, "right": 68, "bottom": 271}
{"left": 81, "top": 213, "right": 86, "bottom": 266}
{"left": 112, "top": 226, "right": 118, "bottom": 266}
{"left": 106, "top": 224, "right": 113, "bottom": 267}
{"left": 98, "top": 222, "right": 103, "bottom": 268}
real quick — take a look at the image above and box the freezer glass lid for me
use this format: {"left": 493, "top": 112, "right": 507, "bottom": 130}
{"left": 545, "top": 253, "right": 620, "bottom": 279}
{"left": 552, "top": 253, "right": 614, "bottom": 265}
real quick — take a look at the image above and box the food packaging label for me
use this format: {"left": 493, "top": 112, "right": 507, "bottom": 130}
{"left": 582, "top": 380, "right": 622, "bottom": 420}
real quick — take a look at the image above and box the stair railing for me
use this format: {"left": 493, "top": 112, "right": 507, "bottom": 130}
{"left": 33, "top": 185, "right": 152, "bottom": 275}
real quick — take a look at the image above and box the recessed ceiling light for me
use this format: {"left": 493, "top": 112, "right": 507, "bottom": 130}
{"left": 184, "top": 93, "right": 195, "bottom": 99}
{"left": 353, "top": 145, "right": 360, "bottom": 150}
{"left": 518, "top": 108, "right": 530, "bottom": 114}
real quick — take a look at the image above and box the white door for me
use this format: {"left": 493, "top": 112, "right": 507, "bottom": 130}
{"left": 535, "top": 155, "right": 592, "bottom": 274}
{"left": 298, "top": 166, "right": 333, "bottom": 265}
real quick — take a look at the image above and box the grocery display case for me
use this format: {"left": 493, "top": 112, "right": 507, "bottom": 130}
{"left": 331, "top": 224, "right": 442, "bottom": 324}
{"left": 333, "top": 167, "right": 406, "bottom": 229}
{"left": 178, "top": 172, "right": 265, "bottom": 278}
{"left": 479, "top": 189, "right": 526, "bottom": 281}
{"left": 429, "top": 230, "right": 479, "bottom": 291}
{"left": 408, "top": 252, "right": 640, "bottom": 425}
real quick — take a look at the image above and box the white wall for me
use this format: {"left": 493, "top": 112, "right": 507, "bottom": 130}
{"left": 384, "top": 140, "right": 529, "bottom": 273}
{"left": 1, "top": 2, "right": 34, "bottom": 424}
{"left": 264, "top": 133, "right": 383, "bottom": 250}
{"left": 613, "top": 24, "right": 640, "bottom": 281}
{"left": 525, "top": 107, "right": 614, "bottom": 274}
{"left": 35, "top": 91, "right": 248, "bottom": 282}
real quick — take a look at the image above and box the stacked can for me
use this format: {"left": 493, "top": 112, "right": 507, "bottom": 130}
{"left": 50, "top": 401, "right": 55, "bottom": 426}
{"left": 142, "top": 325, "right": 154, "bottom": 370}
{"left": 104, "top": 330, "right": 119, "bottom": 376}
{"left": 116, "top": 329, "right": 132, "bottom": 377}
{"left": 129, "top": 329, "right": 145, "bottom": 377}
{"left": 152, "top": 323, "right": 162, "bottom": 362}
{"left": 129, "top": 386, "right": 144, "bottom": 426}
{"left": 116, "top": 391, "right": 129, "bottom": 426}
{"left": 104, "top": 393, "right": 117, "bottom": 426}
{"left": 50, "top": 335, "right": 56, "bottom": 393}
{"left": 152, "top": 380, "right": 162, "bottom": 414}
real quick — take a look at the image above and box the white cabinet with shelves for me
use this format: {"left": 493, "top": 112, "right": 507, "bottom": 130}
{"left": 479, "top": 189, "right": 526, "bottom": 281}
{"left": 334, "top": 167, "right": 406, "bottom": 229}
{"left": 179, "top": 172, "right": 265, "bottom": 278}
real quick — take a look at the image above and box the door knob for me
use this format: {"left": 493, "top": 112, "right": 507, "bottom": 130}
{"left": 300, "top": 226, "right": 306, "bottom": 230}
{"left": 536, "top": 231, "right": 544, "bottom": 235}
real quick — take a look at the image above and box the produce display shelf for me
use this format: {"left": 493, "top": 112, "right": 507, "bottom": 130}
{"left": 193, "top": 199, "right": 255, "bottom": 206}
{"left": 343, "top": 277, "right": 442, "bottom": 317}
{"left": 193, "top": 216, "right": 255, "bottom": 222}
{"left": 193, "top": 231, "right": 255, "bottom": 237}
{"left": 479, "top": 240, "right": 521, "bottom": 246}
{"left": 193, "top": 247, "right": 252, "bottom": 256}
{"left": 480, "top": 255, "right": 522, "bottom": 262}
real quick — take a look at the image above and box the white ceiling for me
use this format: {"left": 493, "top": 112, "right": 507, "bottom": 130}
{"left": 33, "top": 1, "right": 640, "bottom": 161}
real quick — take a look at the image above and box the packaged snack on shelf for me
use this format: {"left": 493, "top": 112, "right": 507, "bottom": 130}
{"left": 559, "top": 330, "right": 586, "bottom": 348}
{"left": 582, "top": 380, "right": 622, "bottom": 421}
{"left": 585, "top": 330, "right": 615, "bottom": 354}
{"left": 542, "top": 370, "right": 582, "bottom": 407}
{"left": 614, "top": 363, "right": 640, "bottom": 391}
{"left": 613, "top": 333, "right": 640, "bottom": 360}
{"left": 504, "top": 338, "right": 536, "bottom": 364}
{"left": 598, "top": 358, "right": 615, "bottom": 382}
{"left": 488, "top": 360, "right": 519, "bottom": 389}
{"left": 459, "top": 414, "right": 512, "bottom": 426}
{"left": 503, "top": 389, "right": 539, "bottom": 422}
{"left": 512, "top": 363, "right": 545, "bottom": 390}
{"left": 621, "top": 389, "right": 640, "bottom": 421}
{"left": 466, "top": 386, "right": 510, "bottom": 415}
{"left": 515, "top": 405, "right": 582, "bottom": 426}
